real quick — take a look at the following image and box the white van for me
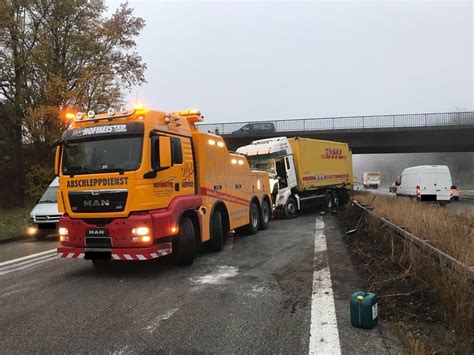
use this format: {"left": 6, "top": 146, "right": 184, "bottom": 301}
{"left": 28, "top": 177, "right": 62, "bottom": 240}
{"left": 395, "top": 165, "right": 452, "bottom": 205}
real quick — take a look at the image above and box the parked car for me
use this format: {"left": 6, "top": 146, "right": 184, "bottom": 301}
{"left": 232, "top": 122, "right": 276, "bottom": 134}
{"left": 396, "top": 165, "right": 452, "bottom": 206}
{"left": 389, "top": 180, "right": 399, "bottom": 193}
{"left": 28, "top": 177, "right": 62, "bottom": 240}
{"left": 450, "top": 185, "right": 460, "bottom": 201}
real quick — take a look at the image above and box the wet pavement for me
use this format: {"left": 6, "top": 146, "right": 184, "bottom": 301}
{"left": 0, "top": 214, "right": 405, "bottom": 354}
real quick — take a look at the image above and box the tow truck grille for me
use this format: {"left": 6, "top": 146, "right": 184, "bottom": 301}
{"left": 69, "top": 190, "right": 127, "bottom": 213}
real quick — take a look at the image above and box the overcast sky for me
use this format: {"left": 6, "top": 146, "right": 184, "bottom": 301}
{"left": 109, "top": 1, "right": 473, "bottom": 123}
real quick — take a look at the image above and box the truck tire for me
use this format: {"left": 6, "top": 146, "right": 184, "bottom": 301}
{"left": 173, "top": 217, "right": 196, "bottom": 265}
{"left": 324, "top": 192, "right": 335, "bottom": 212}
{"left": 259, "top": 199, "right": 271, "bottom": 230}
{"left": 91, "top": 259, "right": 111, "bottom": 268}
{"left": 244, "top": 201, "right": 260, "bottom": 235}
{"left": 208, "top": 210, "right": 225, "bottom": 252}
{"left": 284, "top": 196, "right": 298, "bottom": 218}
{"left": 337, "top": 190, "right": 349, "bottom": 207}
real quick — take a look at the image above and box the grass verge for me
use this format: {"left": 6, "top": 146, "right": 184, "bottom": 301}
{"left": 342, "top": 193, "right": 473, "bottom": 352}
{"left": 353, "top": 192, "right": 473, "bottom": 266}
{"left": 0, "top": 208, "right": 30, "bottom": 241}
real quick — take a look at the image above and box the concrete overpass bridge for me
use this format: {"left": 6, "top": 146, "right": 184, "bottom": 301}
{"left": 197, "top": 111, "right": 474, "bottom": 154}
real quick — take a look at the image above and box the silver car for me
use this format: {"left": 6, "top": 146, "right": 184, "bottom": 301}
{"left": 28, "top": 177, "right": 62, "bottom": 240}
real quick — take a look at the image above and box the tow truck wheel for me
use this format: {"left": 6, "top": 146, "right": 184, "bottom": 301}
{"left": 259, "top": 199, "right": 271, "bottom": 230}
{"left": 208, "top": 210, "right": 224, "bottom": 252}
{"left": 91, "top": 259, "right": 111, "bottom": 267}
{"left": 284, "top": 197, "right": 298, "bottom": 218}
{"left": 173, "top": 217, "right": 196, "bottom": 265}
{"left": 244, "top": 201, "right": 260, "bottom": 235}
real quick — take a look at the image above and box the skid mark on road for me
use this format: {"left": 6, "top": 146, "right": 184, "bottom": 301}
{"left": 309, "top": 218, "right": 341, "bottom": 355}
{"left": 189, "top": 265, "right": 238, "bottom": 285}
{"left": 144, "top": 308, "right": 180, "bottom": 334}
{"left": 0, "top": 249, "right": 57, "bottom": 276}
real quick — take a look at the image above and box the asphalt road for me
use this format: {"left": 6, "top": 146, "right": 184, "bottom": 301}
{"left": 0, "top": 214, "right": 405, "bottom": 354}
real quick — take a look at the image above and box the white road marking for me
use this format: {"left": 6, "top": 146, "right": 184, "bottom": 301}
{"left": 0, "top": 253, "right": 57, "bottom": 271}
{"left": 0, "top": 248, "right": 56, "bottom": 267}
{"left": 0, "top": 255, "right": 57, "bottom": 276}
{"left": 308, "top": 218, "right": 341, "bottom": 355}
{"left": 0, "top": 249, "right": 59, "bottom": 276}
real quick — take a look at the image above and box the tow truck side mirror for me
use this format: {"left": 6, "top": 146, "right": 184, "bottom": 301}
{"left": 54, "top": 147, "right": 61, "bottom": 176}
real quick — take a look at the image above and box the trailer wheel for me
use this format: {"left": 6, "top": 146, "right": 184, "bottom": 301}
{"left": 259, "top": 199, "right": 271, "bottom": 230}
{"left": 324, "top": 192, "right": 335, "bottom": 212}
{"left": 173, "top": 217, "right": 196, "bottom": 265}
{"left": 208, "top": 210, "right": 225, "bottom": 252}
{"left": 284, "top": 197, "right": 298, "bottom": 218}
{"left": 244, "top": 201, "right": 260, "bottom": 235}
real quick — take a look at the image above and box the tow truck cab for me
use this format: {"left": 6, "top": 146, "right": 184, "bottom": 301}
{"left": 56, "top": 108, "right": 271, "bottom": 265}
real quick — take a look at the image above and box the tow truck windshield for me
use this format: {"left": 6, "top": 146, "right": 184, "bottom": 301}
{"left": 62, "top": 136, "right": 143, "bottom": 175}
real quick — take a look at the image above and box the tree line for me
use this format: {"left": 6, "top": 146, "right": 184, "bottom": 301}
{"left": 0, "top": 0, "right": 146, "bottom": 207}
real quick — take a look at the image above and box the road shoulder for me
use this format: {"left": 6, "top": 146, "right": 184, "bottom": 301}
{"left": 323, "top": 214, "right": 407, "bottom": 354}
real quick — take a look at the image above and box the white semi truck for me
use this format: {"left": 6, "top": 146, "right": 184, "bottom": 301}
{"left": 237, "top": 137, "right": 353, "bottom": 217}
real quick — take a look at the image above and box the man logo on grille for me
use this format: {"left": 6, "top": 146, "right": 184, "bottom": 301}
{"left": 84, "top": 199, "right": 110, "bottom": 207}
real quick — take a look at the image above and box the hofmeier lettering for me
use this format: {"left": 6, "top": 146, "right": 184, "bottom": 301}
{"left": 71, "top": 124, "right": 127, "bottom": 137}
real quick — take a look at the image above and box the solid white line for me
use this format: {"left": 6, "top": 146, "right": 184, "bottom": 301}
{"left": 308, "top": 218, "right": 341, "bottom": 355}
{"left": 0, "top": 249, "right": 57, "bottom": 267}
{"left": 0, "top": 253, "right": 58, "bottom": 272}
{"left": 0, "top": 255, "right": 57, "bottom": 276}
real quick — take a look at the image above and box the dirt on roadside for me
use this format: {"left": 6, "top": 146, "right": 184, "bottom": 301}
{"left": 336, "top": 206, "right": 473, "bottom": 354}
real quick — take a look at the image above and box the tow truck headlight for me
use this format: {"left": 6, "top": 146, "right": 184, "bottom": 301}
{"left": 59, "top": 227, "right": 68, "bottom": 235}
{"left": 27, "top": 226, "right": 37, "bottom": 235}
{"left": 132, "top": 227, "right": 150, "bottom": 236}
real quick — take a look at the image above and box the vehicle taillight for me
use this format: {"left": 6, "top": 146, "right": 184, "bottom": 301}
{"left": 416, "top": 185, "right": 421, "bottom": 196}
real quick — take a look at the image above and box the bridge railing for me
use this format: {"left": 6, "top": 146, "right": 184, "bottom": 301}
{"left": 197, "top": 111, "right": 474, "bottom": 135}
